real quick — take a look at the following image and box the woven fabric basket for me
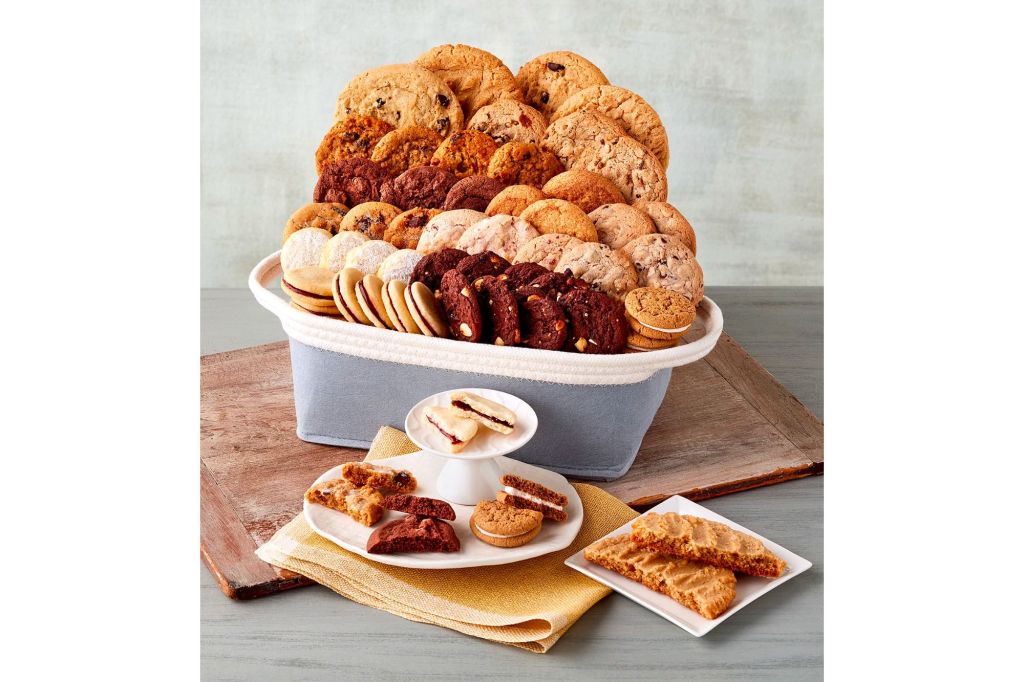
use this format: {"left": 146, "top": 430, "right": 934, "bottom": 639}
{"left": 250, "top": 252, "right": 723, "bottom": 480}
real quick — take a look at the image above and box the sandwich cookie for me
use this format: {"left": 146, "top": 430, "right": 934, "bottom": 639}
{"left": 423, "top": 405, "right": 479, "bottom": 453}
{"left": 497, "top": 474, "right": 569, "bottom": 522}
{"left": 623, "top": 287, "right": 696, "bottom": 341}
{"left": 449, "top": 390, "right": 517, "bottom": 434}
{"left": 404, "top": 281, "right": 449, "bottom": 338}
{"left": 281, "top": 267, "right": 340, "bottom": 315}
{"left": 355, "top": 273, "right": 394, "bottom": 329}
{"left": 470, "top": 500, "right": 543, "bottom": 548}
{"left": 626, "top": 331, "right": 679, "bottom": 352}
{"left": 281, "top": 227, "right": 333, "bottom": 272}
{"left": 290, "top": 301, "right": 343, "bottom": 318}
{"left": 331, "top": 268, "right": 371, "bottom": 324}
{"left": 381, "top": 280, "right": 420, "bottom": 334}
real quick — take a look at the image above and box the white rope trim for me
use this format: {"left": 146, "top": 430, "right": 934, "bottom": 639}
{"left": 249, "top": 251, "right": 724, "bottom": 386}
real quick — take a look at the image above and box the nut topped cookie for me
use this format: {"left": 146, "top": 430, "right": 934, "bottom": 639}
{"left": 380, "top": 165, "right": 459, "bottom": 210}
{"left": 542, "top": 170, "right": 625, "bottom": 214}
{"left": 282, "top": 202, "right": 350, "bottom": 243}
{"left": 467, "top": 99, "right": 548, "bottom": 146}
{"left": 551, "top": 84, "right": 670, "bottom": 169}
{"left": 515, "top": 51, "right": 609, "bottom": 117}
{"left": 517, "top": 294, "right": 569, "bottom": 351}
{"left": 383, "top": 207, "right": 439, "bottom": 249}
{"left": 621, "top": 233, "right": 704, "bottom": 304}
{"left": 314, "top": 158, "right": 393, "bottom": 205}
{"left": 473, "top": 275, "right": 521, "bottom": 346}
{"left": 315, "top": 115, "right": 396, "bottom": 174}
{"left": 430, "top": 130, "right": 499, "bottom": 178}
{"left": 410, "top": 247, "right": 469, "bottom": 290}
{"left": 486, "top": 142, "right": 564, "bottom": 187}
{"left": 485, "top": 184, "right": 547, "bottom": 217}
{"left": 439, "top": 269, "right": 484, "bottom": 342}
{"left": 518, "top": 198, "right": 598, "bottom": 242}
{"left": 560, "top": 287, "right": 629, "bottom": 354}
{"left": 340, "top": 201, "right": 402, "bottom": 240}
{"left": 455, "top": 250, "right": 511, "bottom": 282}
{"left": 589, "top": 202, "right": 656, "bottom": 249}
{"left": 335, "top": 63, "right": 464, "bottom": 138}
{"left": 633, "top": 200, "right": 698, "bottom": 255}
{"left": 414, "top": 44, "right": 521, "bottom": 120}
{"left": 370, "top": 125, "right": 444, "bottom": 176}
{"left": 555, "top": 240, "right": 639, "bottom": 299}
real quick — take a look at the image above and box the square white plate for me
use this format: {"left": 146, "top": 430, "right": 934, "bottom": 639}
{"left": 564, "top": 495, "right": 812, "bottom": 636}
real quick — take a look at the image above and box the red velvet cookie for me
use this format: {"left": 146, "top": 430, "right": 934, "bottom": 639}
{"left": 314, "top": 158, "right": 392, "bottom": 205}
{"left": 380, "top": 164, "right": 459, "bottom": 210}
{"left": 439, "top": 269, "right": 484, "bottom": 342}
{"left": 410, "top": 247, "right": 469, "bottom": 291}
{"left": 473, "top": 275, "right": 521, "bottom": 346}
{"left": 560, "top": 287, "right": 629, "bottom": 354}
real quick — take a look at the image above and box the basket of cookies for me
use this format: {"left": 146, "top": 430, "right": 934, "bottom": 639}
{"left": 250, "top": 44, "right": 724, "bottom": 480}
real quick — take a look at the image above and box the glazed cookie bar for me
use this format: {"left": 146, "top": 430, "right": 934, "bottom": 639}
{"left": 341, "top": 462, "right": 417, "bottom": 494}
{"left": 304, "top": 478, "right": 384, "bottom": 527}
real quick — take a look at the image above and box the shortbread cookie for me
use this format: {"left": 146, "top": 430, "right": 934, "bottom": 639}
{"left": 517, "top": 294, "right": 569, "bottom": 351}
{"left": 281, "top": 227, "right": 332, "bottom": 272}
{"left": 320, "top": 230, "right": 369, "bottom": 272}
{"left": 376, "top": 248, "right": 423, "bottom": 283}
{"left": 367, "top": 515, "right": 460, "bottom": 554}
{"left": 370, "top": 125, "right": 444, "bottom": 176}
{"left": 513, "top": 233, "right": 582, "bottom": 271}
{"left": 382, "top": 494, "right": 456, "bottom": 521}
{"left": 354, "top": 273, "right": 393, "bottom": 329}
{"left": 450, "top": 390, "right": 517, "bottom": 433}
{"left": 589, "top": 203, "right": 656, "bottom": 249}
{"left": 410, "top": 247, "right": 469, "bottom": 290}
{"left": 498, "top": 474, "right": 568, "bottom": 522}
{"left": 583, "top": 534, "right": 737, "bottom": 620}
{"left": 442, "top": 176, "right": 506, "bottom": 212}
{"left": 383, "top": 207, "right": 439, "bottom": 249}
{"left": 542, "top": 170, "right": 624, "bottom": 214}
{"left": 454, "top": 250, "right": 511, "bottom": 282}
{"left": 519, "top": 199, "right": 598, "bottom": 242}
{"left": 335, "top": 63, "right": 463, "bottom": 137}
{"left": 304, "top": 478, "right": 384, "bottom": 527}
{"left": 430, "top": 130, "right": 499, "bottom": 178}
{"left": 633, "top": 200, "right": 698, "bottom": 255}
{"left": 560, "top": 287, "right": 629, "bottom": 354}
{"left": 380, "top": 165, "right": 458, "bottom": 211}
{"left": 515, "top": 51, "right": 609, "bottom": 117}
{"left": 344, "top": 239, "right": 398, "bottom": 275}
{"left": 621, "top": 234, "right": 704, "bottom": 304}
{"left": 470, "top": 500, "right": 543, "bottom": 548}
{"left": 417, "top": 209, "right": 488, "bottom": 253}
{"left": 423, "top": 405, "right": 479, "bottom": 452}
{"left": 552, "top": 84, "right": 670, "bottom": 168}
{"left": 467, "top": 99, "right": 548, "bottom": 146}
{"left": 455, "top": 213, "right": 539, "bottom": 261}
{"left": 485, "top": 184, "right": 547, "bottom": 216}
{"left": 624, "top": 287, "right": 696, "bottom": 340}
{"left": 332, "top": 268, "right": 370, "bottom": 324}
{"left": 315, "top": 115, "right": 395, "bottom": 174}
{"left": 471, "top": 276, "right": 520, "bottom": 346}
{"left": 497, "top": 262, "right": 549, "bottom": 290}
{"left": 631, "top": 512, "right": 787, "bottom": 578}
{"left": 281, "top": 266, "right": 339, "bottom": 313}
{"left": 341, "top": 461, "right": 417, "bottom": 494}
{"left": 404, "top": 281, "right": 448, "bottom": 337}
{"left": 340, "top": 201, "right": 401, "bottom": 240}
{"left": 555, "top": 241, "right": 639, "bottom": 299}
{"left": 282, "top": 202, "right": 349, "bottom": 243}
{"left": 439, "top": 269, "right": 484, "bottom": 342}
{"left": 487, "top": 142, "right": 564, "bottom": 187}
{"left": 314, "top": 158, "right": 392, "bottom": 205}
{"left": 414, "top": 44, "right": 521, "bottom": 119}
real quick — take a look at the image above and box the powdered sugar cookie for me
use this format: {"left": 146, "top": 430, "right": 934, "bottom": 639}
{"left": 320, "top": 230, "right": 369, "bottom": 272}
{"left": 376, "top": 248, "right": 424, "bottom": 283}
{"left": 344, "top": 239, "right": 398, "bottom": 274}
{"left": 281, "top": 227, "right": 332, "bottom": 272}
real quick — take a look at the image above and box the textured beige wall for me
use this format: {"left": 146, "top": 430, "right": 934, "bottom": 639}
{"left": 201, "top": 0, "right": 822, "bottom": 287}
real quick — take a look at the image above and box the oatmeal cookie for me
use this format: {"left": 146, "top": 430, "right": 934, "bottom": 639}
{"left": 414, "top": 44, "right": 521, "bottom": 119}
{"left": 383, "top": 208, "right": 440, "bottom": 250}
{"left": 486, "top": 142, "right": 564, "bottom": 187}
{"left": 380, "top": 165, "right": 458, "bottom": 210}
{"left": 485, "top": 184, "right": 547, "bottom": 216}
{"left": 339, "top": 201, "right": 402, "bottom": 240}
{"left": 314, "top": 158, "right": 392, "bottom": 205}
{"left": 282, "top": 202, "right": 349, "bottom": 243}
{"left": 315, "top": 115, "right": 395, "bottom": 174}
{"left": 621, "top": 233, "right": 704, "bottom": 304}
{"left": 589, "top": 203, "right": 656, "bottom": 249}
{"left": 515, "top": 51, "right": 609, "bottom": 117}
{"left": 370, "top": 125, "right": 443, "bottom": 176}
{"left": 334, "top": 63, "right": 463, "bottom": 137}
{"left": 542, "top": 169, "right": 624, "bottom": 214}
{"left": 466, "top": 99, "right": 547, "bottom": 146}
{"left": 430, "top": 130, "right": 499, "bottom": 178}
{"left": 518, "top": 198, "right": 598, "bottom": 242}
{"left": 555, "top": 240, "right": 639, "bottom": 299}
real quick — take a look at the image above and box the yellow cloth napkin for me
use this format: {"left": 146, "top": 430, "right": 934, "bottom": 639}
{"left": 255, "top": 426, "right": 638, "bottom": 653}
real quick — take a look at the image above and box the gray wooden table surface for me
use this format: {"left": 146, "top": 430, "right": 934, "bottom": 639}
{"left": 201, "top": 286, "right": 823, "bottom": 681}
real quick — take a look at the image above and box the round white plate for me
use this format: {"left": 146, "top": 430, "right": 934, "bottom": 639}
{"left": 303, "top": 451, "right": 582, "bottom": 569}
{"left": 404, "top": 388, "right": 538, "bottom": 459}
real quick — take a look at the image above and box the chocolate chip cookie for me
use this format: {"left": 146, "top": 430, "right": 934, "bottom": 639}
{"left": 467, "top": 99, "right": 548, "bottom": 146}
{"left": 410, "top": 247, "right": 469, "bottom": 290}
{"left": 632, "top": 200, "right": 698, "bottom": 255}
{"left": 335, "top": 63, "right": 463, "bottom": 137}
{"left": 589, "top": 203, "right": 656, "bottom": 249}
{"left": 516, "top": 270, "right": 588, "bottom": 303}
{"left": 430, "top": 130, "right": 499, "bottom": 178}
{"left": 486, "top": 142, "right": 564, "bottom": 187}
{"left": 551, "top": 84, "right": 670, "bottom": 169}
{"left": 313, "top": 158, "right": 393, "bottom": 205}
{"left": 439, "top": 269, "right": 484, "bottom": 342}
{"left": 383, "top": 207, "right": 440, "bottom": 249}
{"left": 442, "top": 175, "right": 507, "bottom": 212}
{"left": 497, "top": 262, "right": 549, "bottom": 290}
{"left": 370, "top": 125, "right": 443, "bottom": 176}
{"left": 555, "top": 240, "right": 639, "bottom": 299}
{"left": 542, "top": 169, "right": 625, "bottom": 213}
{"left": 454, "top": 250, "right": 511, "bottom": 282}
{"left": 621, "top": 233, "right": 704, "bottom": 304}
{"left": 339, "top": 201, "right": 402, "bottom": 240}
{"left": 473, "top": 275, "right": 520, "bottom": 346}
{"left": 380, "top": 165, "right": 459, "bottom": 210}
{"left": 517, "top": 294, "right": 569, "bottom": 350}
{"left": 414, "top": 44, "right": 522, "bottom": 120}
{"left": 485, "top": 184, "right": 547, "bottom": 216}
{"left": 515, "top": 51, "right": 609, "bottom": 117}
{"left": 315, "top": 115, "right": 395, "bottom": 174}
{"left": 518, "top": 198, "right": 598, "bottom": 242}
{"left": 560, "top": 287, "right": 629, "bottom": 354}
{"left": 282, "top": 202, "right": 350, "bottom": 243}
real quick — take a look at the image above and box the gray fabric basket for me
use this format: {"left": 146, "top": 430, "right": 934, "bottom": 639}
{"left": 250, "top": 252, "right": 723, "bottom": 481}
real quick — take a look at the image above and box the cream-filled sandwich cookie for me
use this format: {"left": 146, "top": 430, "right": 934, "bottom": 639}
{"left": 381, "top": 280, "right": 420, "bottom": 334}
{"left": 470, "top": 500, "right": 543, "bottom": 548}
{"left": 497, "top": 474, "right": 569, "bottom": 522}
{"left": 331, "top": 268, "right": 371, "bottom": 324}
{"left": 404, "top": 281, "right": 449, "bottom": 338}
{"left": 423, "top": 405, "right": 478, "bottom": 453}
{"left": 449, "top": 391, "right": 516, "bottom": 435}
{"left": 354, "top": 273, "right": 393, "bottom": 329}
{"left": 281, "top": 266, "right": 339, "bottom": 314}
{"left": 623, "top": 286, "right": 696, "bottom": 341}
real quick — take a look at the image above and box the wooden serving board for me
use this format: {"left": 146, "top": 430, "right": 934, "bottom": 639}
{"left": 201, "top": 336, "right": 823, "bottom": 599}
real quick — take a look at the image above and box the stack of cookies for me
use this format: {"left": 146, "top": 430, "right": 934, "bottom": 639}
{"left": 277, "top": 44, "right": 707, "bottom": 354}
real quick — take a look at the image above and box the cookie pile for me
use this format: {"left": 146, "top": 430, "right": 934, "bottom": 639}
{"left": 278, "top": 44, "right": 707, "bottom": 353}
